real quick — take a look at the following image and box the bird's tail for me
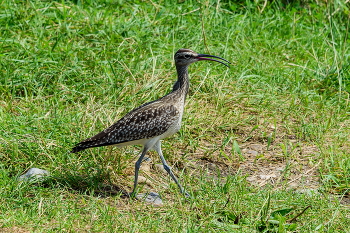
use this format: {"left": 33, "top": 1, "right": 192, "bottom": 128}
{"left": 71, "top": 138, "right": 107, "bottom": 153}
{"left": 71, "top": 141, "right": 92, "bottom": 153}
{"left": 71, "top": 140, "right": 117, "bottom": 153}
{"left": 71, "top": 130, "right": 111, "bottom": 153}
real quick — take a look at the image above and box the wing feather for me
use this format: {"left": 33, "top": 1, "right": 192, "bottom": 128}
{"left": 71, "top": 102, "right": 179, "bottom": 152}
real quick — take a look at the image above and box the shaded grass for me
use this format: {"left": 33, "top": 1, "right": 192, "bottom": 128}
{"left": 0, "top": 172, "right": 349, "bottom": 232}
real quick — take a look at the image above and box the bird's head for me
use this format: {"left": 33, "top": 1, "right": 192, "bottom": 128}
{"left": 174, "top": 49, "right": 230, "bottom": 67}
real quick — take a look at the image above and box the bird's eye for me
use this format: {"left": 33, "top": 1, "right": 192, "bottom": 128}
{"left": 184, "top": 54, "right": 190, "bottom": 59}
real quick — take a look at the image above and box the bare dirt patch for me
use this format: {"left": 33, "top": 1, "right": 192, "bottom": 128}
{"left": 0, "top": 227, "right": 31, "bottom": 233}
{"left": 185, "top": 121, "right": 322, "bottom": 192}
{"left": 238, "top": 141, "right": 320, "bottom": 190}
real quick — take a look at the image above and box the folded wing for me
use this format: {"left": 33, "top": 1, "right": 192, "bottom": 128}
{"left": 71, "top": 102, "right": 180, "bottom": 153}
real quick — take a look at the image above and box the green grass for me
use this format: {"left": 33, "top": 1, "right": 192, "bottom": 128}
{"left": 1, "top": 0, "right": 349, "bottom": 232}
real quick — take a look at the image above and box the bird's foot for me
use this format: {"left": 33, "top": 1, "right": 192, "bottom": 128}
{"left": 183, "top": 191, "right": 191, "bottom": 199}
{"left": 128, "top": 191, "right": 137, "bottom": 199}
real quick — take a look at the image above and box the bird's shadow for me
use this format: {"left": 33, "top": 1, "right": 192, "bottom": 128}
{"left": 38, "top": 169, "right": 129, "bottom": 199}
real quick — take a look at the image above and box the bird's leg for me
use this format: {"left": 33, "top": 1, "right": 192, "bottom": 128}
{"left": 153, "top": 140, "right": 190, "bottom": 197}
{"left": 130, "top": 146, "right": 149, "bottom": 198}
{"left": 137, "top": 152, "right": 151, "bottom": 163}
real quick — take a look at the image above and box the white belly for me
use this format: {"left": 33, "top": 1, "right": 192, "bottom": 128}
{"left": 159, "top": 112, "right": 183, "bottom": 140}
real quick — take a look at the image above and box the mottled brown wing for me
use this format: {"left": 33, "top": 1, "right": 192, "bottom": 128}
{"left": 71, "top": 103, "right": 179, "bottom": 153}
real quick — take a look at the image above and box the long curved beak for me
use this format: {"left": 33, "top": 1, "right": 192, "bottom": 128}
{"left": 197, "top": 54, "right": 231, "bottom": 68}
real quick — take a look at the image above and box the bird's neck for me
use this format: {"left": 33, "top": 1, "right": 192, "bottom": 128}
{"left": 172, "top": 65, "right": 190, "bottom": 96}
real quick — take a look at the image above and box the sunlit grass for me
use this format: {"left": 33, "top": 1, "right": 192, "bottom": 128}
{"left": 0, "top": 0, "right": 349, "bottom": 232}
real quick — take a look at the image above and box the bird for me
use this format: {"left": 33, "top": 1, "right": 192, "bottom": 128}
{"left": 71, "top": 48, "right": 230, "bottom": 197}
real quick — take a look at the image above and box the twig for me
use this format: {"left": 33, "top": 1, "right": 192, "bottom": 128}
{"left": 181, "top": 8, "right": 200, "bottom": 16}
{"left": 288, "top": 205, "right": 312, "bottom": 223}
{"left": 223, "top": 195, "right": 230, "bottom": 208}
{"left": 200, "top": 6, "right": 210, "bottom": 53}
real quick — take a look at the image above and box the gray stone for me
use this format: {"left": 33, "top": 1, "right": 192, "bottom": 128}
{"left": 136, "top": 192, "right": 163, "bottom": 205}
{"left": 18, "top": 168, "right": 50, "bottom": 182}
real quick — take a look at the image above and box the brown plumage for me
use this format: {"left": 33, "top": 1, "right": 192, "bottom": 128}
{"left": 71, "top": 48, "right": 230, "bottom": 197}
{"left": 71, "top": 103, "right": 180, "bottom": 152}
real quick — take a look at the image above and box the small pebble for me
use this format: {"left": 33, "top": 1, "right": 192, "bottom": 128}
{"left": 297, "top": 189, "right": 320, "bottom": 196}
{"left": 136, "top": 192, "right": 163, "bottom": 205}
{"left": 18, "top": 168, "right": 50, "bottom": 182}
{"left": 154, "top": 164, "right": 167, "bottom": 174}
{"left": 137, "top": 176, "right": 153, "bottom": 185}
{"left": 250, "top": 144, "right": 263, "bottom": 151}
{"left": 142, "top": 156, "right": 152, "bottom": 162}
{"left": 141, "top": 163, "right": 151, "bottom": 172}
